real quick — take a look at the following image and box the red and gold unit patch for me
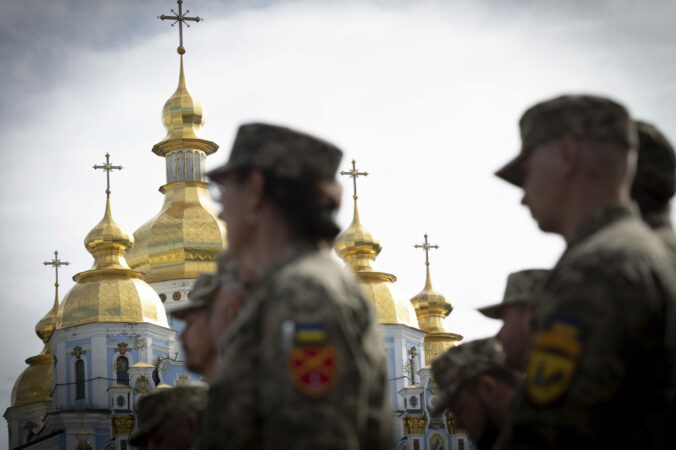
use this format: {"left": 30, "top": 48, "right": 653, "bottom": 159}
{"left": 289, "top": 346, "right": 337, "bottom": 397}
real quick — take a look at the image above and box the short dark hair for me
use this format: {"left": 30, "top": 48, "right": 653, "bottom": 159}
{"left": 232, "top": 168, "right": 341, "bottom": 243}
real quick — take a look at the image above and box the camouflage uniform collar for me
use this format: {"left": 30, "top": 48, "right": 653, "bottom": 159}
{"left": 250, "top": 241, "right": 318, "bottom": 294}
{"left": 567, "top": 202, "right": 638, "bottom": 248}
{"left": 642, "top": 210, "right": 673, "bottom": 231}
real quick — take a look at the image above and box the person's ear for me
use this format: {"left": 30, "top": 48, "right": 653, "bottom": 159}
{"left": 244, "top": 171, "right": 265, "bottom": 223}
{"left": 476, "top": 374, "right": 499, "bottom": 401}
{"left": 558, "top": 135, "right": 581, "bottom": 180}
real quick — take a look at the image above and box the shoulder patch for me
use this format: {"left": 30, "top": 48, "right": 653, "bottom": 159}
{"left": 288, "top": 322, "right": 337, "bottom": 397}
{"left": 526, "top": 320, "right": 581, "bottom": 406}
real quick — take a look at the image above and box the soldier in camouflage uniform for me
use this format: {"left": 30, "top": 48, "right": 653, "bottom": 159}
{"left": 494, "top": 95, "right": 676, "bottom": 449}
{"left": 171, "top": 273, "right": 221, "bottom": 378}
{"left": 431, "top": 338, "right": 520, "bottom": 450}
{"left": 129, "top": 385, "right": 207, "bottom": 450}
{"left": 201, "top": 123, "right": 393, "bottom": 449}
{"left": 631, "top": 120, "right": 676, "bottom": 254}
{"left": 172, "top": 252, "right": 245, "bottom": 380}
{"left": 478, "top": 270, "right": 550, "bottom": 371}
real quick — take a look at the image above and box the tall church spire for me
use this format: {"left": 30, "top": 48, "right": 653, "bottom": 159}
{"left": 126, "top": 1, "right": 225, "bottom": 283}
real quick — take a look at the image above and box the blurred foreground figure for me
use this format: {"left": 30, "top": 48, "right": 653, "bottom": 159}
{"left": 202, "top": 123, "right": 393, "bottom": 449}
{"left": 171, "top": 252, "right": 245, "bottom": 380}
{"left": 478, "top": 270, "right": 550, "bottom": 371}
{"left": 431, "top": 338, "right": 519, "bottom": 450}
{"left": 495, "top": 95, "right": 676, "bottom": 449}
{"left": 129, "top": 386, "right": 207, "bottom": 450}
{"left": 171, "top": 273, "right": 221, "bottom": 378}
{"left": 631, "top": 120, "right": 676, "bottom": 253}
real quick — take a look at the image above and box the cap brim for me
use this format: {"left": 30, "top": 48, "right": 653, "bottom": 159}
{"left": 477, "top": 303, "right": 506, "bottom": 320}
{"left": 168, "top": 303, "right": 205, "bottom": 320}
{"left": 495, "top": 152, "right": 527, "bottom": 187}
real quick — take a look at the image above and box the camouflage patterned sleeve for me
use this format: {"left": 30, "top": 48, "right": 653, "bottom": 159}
{"left": 506, "top": 254, "right": 667, "bottom": 449}
{"left": 256, "top": 276, "right": 369, "bottom": 450}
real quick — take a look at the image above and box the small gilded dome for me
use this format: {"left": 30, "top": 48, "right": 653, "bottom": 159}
{"left": 58, "top": 197, "right": 168, "bottom": 329}
{"left": 336, "top": 201, "right": 420, "bottom": 329}
{"left": 410, "top": 265, "right": 453, "bottom": 333}
{"left": 10, "top": 352, "right": 52, "bottom": 407}
{"left": 35, "top": 290, "right": 60, "bottom": 343}
{"left": 160, "top": 55, "right": 204, "bottom": 142}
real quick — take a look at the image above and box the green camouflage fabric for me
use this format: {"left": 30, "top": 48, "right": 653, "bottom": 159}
{"left": 207, "top": 123, "right": 343, "bottom": 181}
{"left": 430, "top": 338, "right": 508, "bottom": 416}
{"left": 216, "top": 250, "right": 241, "bottom": 284}
{"left": 498, "top": 203, "right": 676, "bottom": 450}
{"left": 478, "top": 269, "right": 550, "bottom": 319}
{"left": 129, "top": 385, "right": 208, "bottom": 446}
{"left": 199, "top": 244, "right": 393, "bottom": 450}
{"left": 496, "top": 95, "right": 637, "bottom": 187}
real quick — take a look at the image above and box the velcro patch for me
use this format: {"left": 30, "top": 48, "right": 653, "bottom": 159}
{"left": 294, "top": 322, "right": 327, "bottom": 345}
{"left": 289, "top": 346, "right": 337, "bottom": 397}
{"left": 526, "top": 320, "right": 581, "bottom": 406}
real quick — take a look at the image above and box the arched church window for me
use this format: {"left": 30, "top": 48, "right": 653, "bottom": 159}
{"left": 75, "top": 359, "right": 85, "bottom": 399}
{"left": 116, "top": 356, "right": 130, "bottom": 386}
{"left": 152, "top": 368, "right": 160, "bottom": 386}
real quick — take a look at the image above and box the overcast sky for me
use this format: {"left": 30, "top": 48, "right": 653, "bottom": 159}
{"left": 2, "top": 0, "right": 676, "bottom": 443}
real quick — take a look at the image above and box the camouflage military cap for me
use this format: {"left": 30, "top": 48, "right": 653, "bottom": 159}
{"left": 478, "top": 269, "right": 550, "bottom": 319}
{"left": 431, "top": 338, "right": 508, "bottom": 416}
{"left": 207, "top": 123, "right": 343, "bottom": 182}
{"left": 129, "top": 385, "right": 208, "bottom": 446}
{"left": 632, "top": 120, "right": 676, "bottom": 202}
{"left": 496, "top": 94, "right": 637, "bottom": 186}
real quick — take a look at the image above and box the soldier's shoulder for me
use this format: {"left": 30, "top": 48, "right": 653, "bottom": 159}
{"left": 568, "top": 215, "right": 669, "bottom": 271}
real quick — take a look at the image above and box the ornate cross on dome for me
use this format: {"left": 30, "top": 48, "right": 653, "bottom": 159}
{"left": 158, "top": 0, "right": 203, "bottom": 55}
{"left": 414, "top": 233, "right": 439, "bottom": 266}
{"left": 340, "top": 159, "right": 368, "bottom": 200}
{"left": 93, "top": 153, "right": 123, "bottom": 198}
{"left": 44, "top": 250, "right": 69, "bottom": 288}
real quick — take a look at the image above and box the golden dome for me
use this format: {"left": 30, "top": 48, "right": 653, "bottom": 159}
{"left": 126, "top": 182, "right": 226, "bottom": 283}
{"left": 35, "top": 286, "right": 60, "bottom": 344}
{"left": 409, "top": 248, "right": 462, "bottom": 364}
{"left": 127, "top": 56, "right": 225, "bottom": 283}
{"left": 410, "top": 265, "right": 453, "bottom": 333}
{"left": 152, "top": 56, "right": 217, "bottom": 157}
{"left": 161, "top": 55, "right": 203, "bottom": 142}
{"left": 336, "top": 201, "right": 419, "bottom": 328}
{"left": 59, "top": 197, "right": 168, "bottom": 329}
{"left": 10, "top": 351, "right": 52, "bottom": 407}
{"left": 11, "top": 282, "right": 57, "bottom": 407}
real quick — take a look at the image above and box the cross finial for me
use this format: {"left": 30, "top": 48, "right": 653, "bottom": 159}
{"left": 340, "top": 159, "right": 368, "bottom": 201}
{"left": 43, "top": 250, "right": 69, "bottom": 287}
{"left": 158, "top": 0, "right": 203, "bottom": 55}
{"left": 414, "top": 233, "right": 439, "bottom": 266}
{"left": 93, "top": 153, "right": 123, "bottom": 198}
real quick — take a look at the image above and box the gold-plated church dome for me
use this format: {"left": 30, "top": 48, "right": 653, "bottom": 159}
{"left": 127, "top": 55, "right": 225, "bottom": 283}
{"left": 11, "top": 282, "right": 58, "bottom": 407}
{"left": 335, "top": 165, "right": 419, "bottom": 329}
{"left": 410, "top": 235, "right": 462, "bottom": 364}
{"left": 11, "top": 353, "right": 52, "bottom": 407}
{"left": 59, "top": 197, "right": 168, "bottom": 329}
